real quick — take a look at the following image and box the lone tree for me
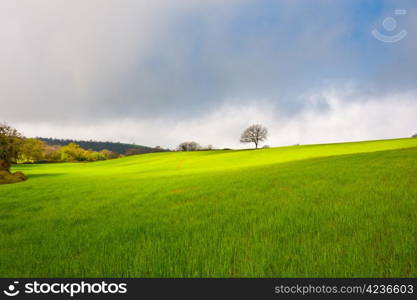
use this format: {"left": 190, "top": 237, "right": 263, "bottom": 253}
{"left": 0, "top": 123, "right": 26, "bottom": 184}
{"left": 412, "top": 133, "right": 417, "bottom": 138}
{"left": 177, "top": 141, "right": 201, "bottom": 151}
{"left": 240, "top": 124, "right": 268, "bottom": 149}
{"left": 0, "top": 123, "right": 24, "bottom": 171}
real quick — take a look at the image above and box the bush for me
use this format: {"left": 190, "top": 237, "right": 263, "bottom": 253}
{"left": 177, "top": 141, "right": 201, "bottom": 151}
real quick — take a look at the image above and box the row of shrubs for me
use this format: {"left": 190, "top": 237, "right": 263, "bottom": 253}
{"left": 20, "top": 139, "right": 119, "bottom": 163}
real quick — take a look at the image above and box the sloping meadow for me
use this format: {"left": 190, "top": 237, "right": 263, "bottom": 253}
{"left": 1, "top": 138, "right": 416, "bottom": 277}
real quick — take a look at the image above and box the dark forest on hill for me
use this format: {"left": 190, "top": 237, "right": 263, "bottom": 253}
{"left": 36, "top": 137, "right": 168, "bottom": 155}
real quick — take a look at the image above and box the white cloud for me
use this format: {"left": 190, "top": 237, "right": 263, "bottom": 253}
{"left": 15, "top": 89, "right": 417, "bottom": 149}
{"left": 1, "top": 1, "right": 416, "bottom": 147}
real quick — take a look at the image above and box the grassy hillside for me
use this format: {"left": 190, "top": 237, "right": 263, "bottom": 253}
{"left": 1, "top": 138, "right": 417, "bottom": 277}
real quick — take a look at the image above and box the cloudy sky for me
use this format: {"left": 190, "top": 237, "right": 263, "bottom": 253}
{"left": 1, "top": 0, "right": 416, "bottom": 149}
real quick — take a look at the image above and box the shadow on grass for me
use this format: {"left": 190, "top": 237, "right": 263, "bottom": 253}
{"left": 27, "top": 173, "right": 66, "bottom": 179}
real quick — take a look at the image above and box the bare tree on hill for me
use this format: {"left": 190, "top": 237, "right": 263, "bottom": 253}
{"left": 240, "top": 124, "right": 268, "bottom": 149}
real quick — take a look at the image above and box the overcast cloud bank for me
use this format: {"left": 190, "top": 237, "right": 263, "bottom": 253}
{"left": 1, "top": 0, "right": 416, "bottom": 148}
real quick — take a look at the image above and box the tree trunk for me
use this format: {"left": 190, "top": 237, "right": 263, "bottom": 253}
{"left": 0, "top": 159, "right": 11, "bottom": 172}
{"left": 0, "top": 159, "right": 26, "bottom": 184}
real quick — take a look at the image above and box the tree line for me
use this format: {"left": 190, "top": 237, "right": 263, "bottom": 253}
{"left": 36, "top": 137, "right": 167, "bottom": 155}
{"left": 1, "top": 122, "right": 270, "bottom": 184}
{"left": 176, "top": 124, "right": 269, "bottom": 151}
{"left": 1, "top": 123, "right": 120, "bottom": 170}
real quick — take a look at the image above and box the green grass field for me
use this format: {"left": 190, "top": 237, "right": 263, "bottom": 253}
{"left": 1, "top": 138, "right": 417, "bottom": 277}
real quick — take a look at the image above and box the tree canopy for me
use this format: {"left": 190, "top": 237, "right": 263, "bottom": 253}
{"left": 0, "top": 123, "right": 24, "bottom": 171}
{"left": 177, "top": 141, "right": 202, "bottom": 151}
{"left": 240, "top": 124, "right": 268, "bottom": 149}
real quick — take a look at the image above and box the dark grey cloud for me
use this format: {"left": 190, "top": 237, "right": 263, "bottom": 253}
{"left": 1, "top": 0, "right": 416, "bottom": 147}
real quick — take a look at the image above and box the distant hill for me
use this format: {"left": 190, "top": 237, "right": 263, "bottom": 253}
{"left": 36, "top": 137, "right": 168, "bottom": 155}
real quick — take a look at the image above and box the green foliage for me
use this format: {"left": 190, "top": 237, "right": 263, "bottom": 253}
{"left": 56, "top": 143, "right": 114, "bottom": 162}
{"left": 59, "top": 143, "right": 84, "bottom": 161}
{"left": 100, "top": 149, "right": 119, "bottom": 159}
{"left": 20, "top": 138, "right": 45, "bottom": 163}
{"left": 0, "top": 123, "right": 24, "bottom": 170}
{"left": 1, "top": 138, "right": 417, "bottom": 277}
{"left": 43, "top": 144, "right": 62, "bottom": 162}
{"left": 1, "top": 125, "right": 117, "bottom": 166}
{"left": 37, "top": 137, "right": 168, "bottom": 155}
